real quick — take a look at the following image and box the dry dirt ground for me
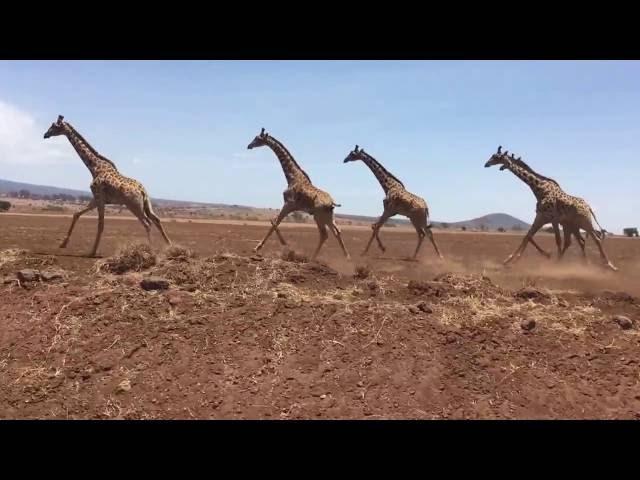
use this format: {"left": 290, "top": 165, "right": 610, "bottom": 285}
{"left": 1, "top": 214, "right": 640, "bottom": 419}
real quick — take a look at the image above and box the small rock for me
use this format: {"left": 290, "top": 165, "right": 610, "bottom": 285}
{"left": 167, "top": 290, "right": 191, "bottom": 306}
{"left": 320, "top": 394, "right": 327, "bottom": 400}
{"left": 122, "top": 273, "right": 143, "bottom": 286}
{"left": 40, "top": 270, "right": 64, "bottom": 282}
{"left": 408, "top": 306, "right": 419, "bottom": 315}
{"left": 2, "top": 276, "right": 15, "bottom": 284}
{"left": 116, "top": 379, "right": 132, "bottom": 394}
{"left": 521, "top": 319, "right": 536, "bottom": 331}
{"left": 417, "top": 301, "right": 433, "bottom": 314}
{"left": 277, "top": 292, "right": 287, "bottom": 299}
{"left": 140, "top": 276, "right": 170, "bottom": 291}
{"left": 515, "top": 286, "right": 551, "bottom": 301}
{"left": 16, "top": 269, "right": 40, "bottom": 282}
{"left": 613, "top": 315, "right": 633, "bottom": 330}
{"left": 182, "top": 284, "right": 197, "bottom": 292}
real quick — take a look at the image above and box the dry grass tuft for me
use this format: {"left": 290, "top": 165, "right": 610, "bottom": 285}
{"left": 94, "top": 242, "right": 157, "bottom": 274}
{"left": 162, "top": 244, "right": 196, "bottom": 262}
{"left": 354, "top": 265, "right": 371, "bottom": 280}
{"left": 281, "top": 249, "right": 308, "bottom": 264}
{"left": 0, "top": 248, "right": 28, "bottom": 268}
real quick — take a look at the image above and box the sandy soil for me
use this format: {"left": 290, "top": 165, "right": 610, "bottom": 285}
{"left": 1, "top": 213, "right": 639, "bottom": 419}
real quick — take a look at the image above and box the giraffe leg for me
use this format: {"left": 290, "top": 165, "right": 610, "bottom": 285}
{"left": 60, "top": 199, "right": 97, "bottom": 248}
{"left": 329, "top": 218, "right": 351, "bottom": 259}
{"left": 409, "top": 218, "right": 426, "bottom": 260}
{"left": 271, "top": 220, "right": 288, "bottom": 246}
{"left": 89, "top": 201, "right": 106, "bottom": 258}
{"left": 363, "top": 209, "right": 394, "bottom": 256}
{"left": 504, "top": 215, "right": 547, "bottom": 266}
{"left": 311, "top": 216, "right": 329, "bottom": 261}
{"left": 143, "top": 197, "right": 172, "bottom": 245}
{"left": 528, "top": 237, "right": 552, "bottom": 259}
{"left": 560, "top": 226, "right": 572, "bottom": 257}
{"left": 552, "top": 222, "right": 563, "bottom": 260}
{"left": 255, "top": 204, "right": 296, "bottom": 253}
{"left": 373, "top": 225, "right": 386, "bottom": 252}
{"left": 575, "top": 230, "right": 588, "bottom": 261}
{"left": 424, "top": 227, "right": 443, "bottom": 259}
{"left": 127, "top": 203, "right": 153, "bottom": 246}
{"left": 585, "top": 228, "right": 618, "bottom": 271}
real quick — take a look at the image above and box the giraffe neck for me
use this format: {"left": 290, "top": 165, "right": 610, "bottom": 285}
{"left": 263, "top": 136, "right": 310, "bottom": 185}
{"left": 505, "top": 161, "right": 550, "bottom": 199}
{"left": 359, "top": 152, "right": 404, "bottom": 194}
{"left": 61, "top": 122, "right": 118, "bottom": 178}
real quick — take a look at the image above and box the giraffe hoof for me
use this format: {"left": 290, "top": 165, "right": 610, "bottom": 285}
{"left": 59, "top": 243, "right": 68, "bottom": 249}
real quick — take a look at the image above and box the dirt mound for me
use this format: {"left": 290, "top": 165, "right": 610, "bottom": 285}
{"left": 95, "top": 243, "right": 157, "bottom": 274}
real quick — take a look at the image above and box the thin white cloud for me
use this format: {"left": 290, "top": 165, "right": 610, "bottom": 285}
{"left": 0, "top": 100, "right": 72, "bottom": 166}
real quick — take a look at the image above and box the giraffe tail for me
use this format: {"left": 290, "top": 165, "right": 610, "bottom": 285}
{"left": 589, "top": 207, "right": 607, "bottom": 240}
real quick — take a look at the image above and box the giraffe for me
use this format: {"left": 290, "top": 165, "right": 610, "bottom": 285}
{"left": 43, "top": 115, "right": 172, "bottom": 257}
{"left": 500, "top": 154, "right": 605, "bottom": 261}
{"left": 343, "top": 145, "right": 443, "bottom": 260}
{"left": 485, "top": 146, "right": 616, "bottom": 271}
{"left": 247, "top": 128, "right": 350, "bottom": 261}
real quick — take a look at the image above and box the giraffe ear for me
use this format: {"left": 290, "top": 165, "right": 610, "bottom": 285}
{"left": 504, "top": 150, "right": 509, "bottom": 156}
{"left": 57, "top": 115, "right": 64, "bottom": 124}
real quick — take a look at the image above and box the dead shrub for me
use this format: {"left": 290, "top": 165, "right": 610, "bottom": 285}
{"left": 354, "top": 265, "right": 370, "bottom": 280}
{"left": 162, "top": 244, "right": 196, "bottom": 262}
{"left": 95, "top": 242, "right": 157, "bottom": 274}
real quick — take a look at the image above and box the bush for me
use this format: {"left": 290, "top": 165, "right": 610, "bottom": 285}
{"left": 497, "top": 227, "right": 506, "bottom": 233}
{"left": 0, "top": 200, "right": 11, "bottom": 212}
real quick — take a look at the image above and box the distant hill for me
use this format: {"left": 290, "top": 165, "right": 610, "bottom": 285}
{"left": 445, "top": 213, "right": 530, "bottom": 231}
{"left": 0, "top": 178, "right": 242, "bottom": 209}
{"left": 0, "top": 178, "right": 530, "bottom": 230}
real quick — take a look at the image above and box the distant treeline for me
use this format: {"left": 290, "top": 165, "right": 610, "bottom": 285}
{"left": 4, "top": 190, "right": 92, "bottom": 203}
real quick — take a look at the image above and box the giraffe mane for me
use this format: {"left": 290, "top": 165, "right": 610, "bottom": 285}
{"left": 361, "top": 151, "right": 405, "bottom": 188}
{"left": 509, "top": 156, "right": 560, "bottom": 187}
{"left": 64, "top": 122, "right": 119, "bottom": 171}
{"left": 266, "top": 135, "right": 311, "bottom": 182}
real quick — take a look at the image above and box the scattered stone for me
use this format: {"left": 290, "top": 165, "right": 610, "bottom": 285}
{"left": 408, "top": 306, "right": 420, "bottom": 315}
{"left": 40, "top": 270, "right": 64, "bottom": 282}
{"left": 515, "top": 286, "right": 551, "bottom": 301}
{"left": 167, "top": 290, "right": 191, "bottom": 306}
{"left": 140, "top": 276, "right": 170, "bottom": 291}
{"left": 277, "top": 292, "right": 287, "bottom": 299}
{"left": 613, "top": 315, "right": 633, "bottom": 330}
{"left": 116, "top": 379, "right": 132, "bottom": 394}
{"left": 16, "top": 269, "right": 40, "bottom": 282}
{"left": 520, "top": 318, "right": 536, "bottom": 331}
{"left": 417, "top": 301, "right": 433, "bottom": 314}
{"left": 181, "top": 284, "right": 197, "bottom": 292}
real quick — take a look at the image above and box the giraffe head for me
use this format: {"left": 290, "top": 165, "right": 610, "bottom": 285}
{"left": 343, "top": 145, "right": 366, "bottom": 163}
{"left": 484, "top": 145, "right": 511, "bottom": 169}
{"left": 43, "top": 115, "right": 66, "bottom": 139}
{"left": 247, "top": 128, "right": 269, "bottom": 149}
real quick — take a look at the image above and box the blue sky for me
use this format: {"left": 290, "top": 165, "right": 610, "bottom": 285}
{"left": 0, "top": 60, "right": 639, "bottom": 232}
